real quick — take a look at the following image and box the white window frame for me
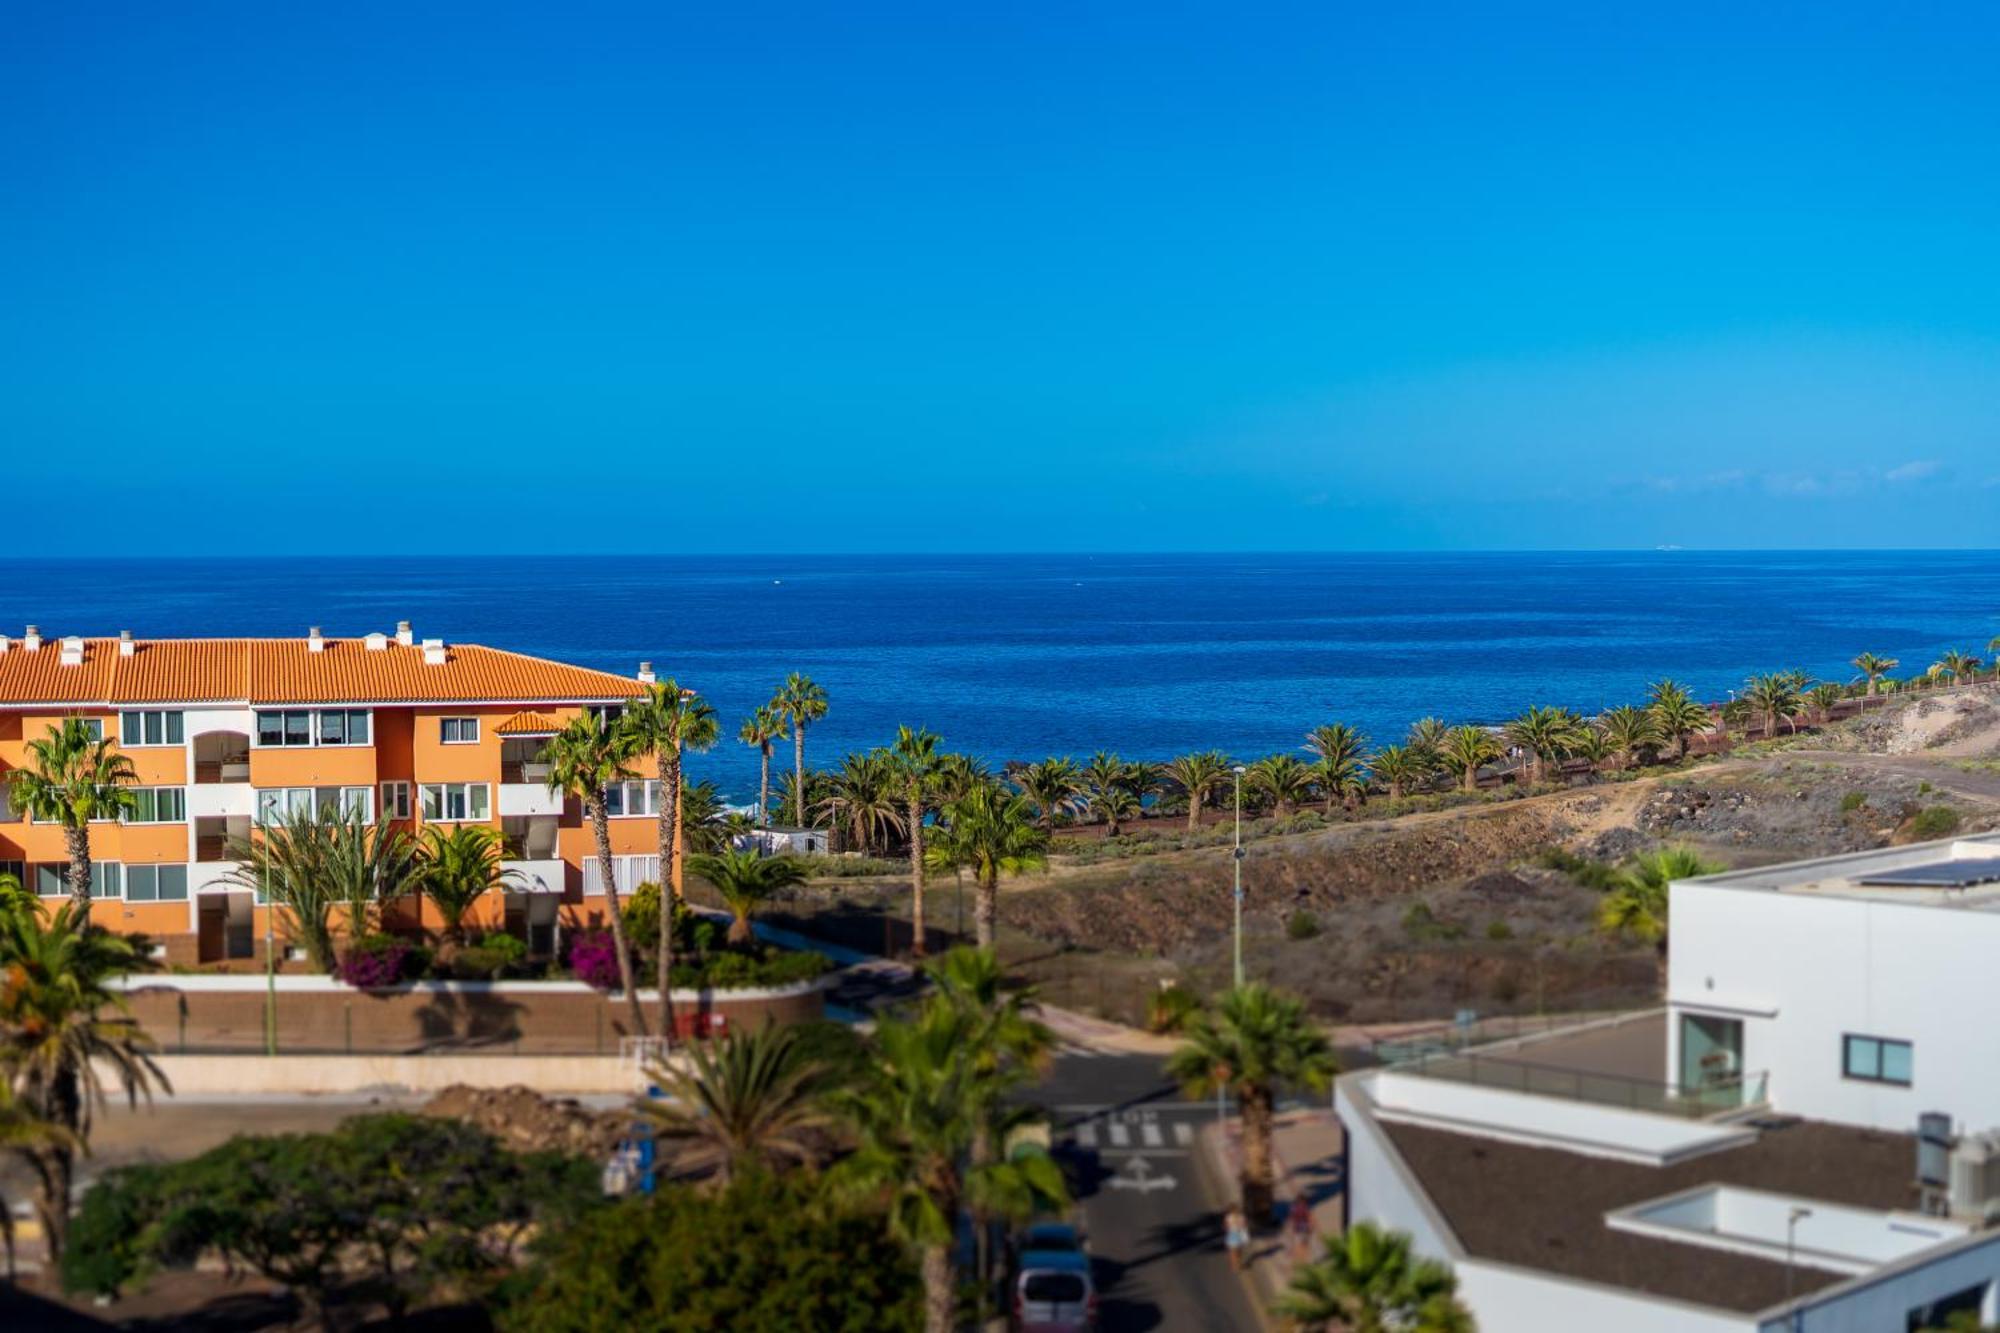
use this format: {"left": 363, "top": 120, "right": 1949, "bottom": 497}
{"left": 255, "top": 786, "right": 375, "bottom": 825}
{"left": 583, "top": 854, "right": 660, "bottom": 897}
{"left": 36, "top": 861, "right": 120, "bottom": 899}
{"left": 118, "top": 710, "right": 186, "bottom": 748}
{"left": 440, "top": 716, "right": 480, "bottom": 745}
{"left": 253, "top": 708, "right": 374, "bottom": 748}
{"left": 126, "top": 786, "right": 188, "bottom": 825}
{"left": 381, "top": 781, "right": 412, "bottom": 820}
{"left": 603, "top": 779, "right": 661, "bottom": 818}
{"left": 125, "top": 863, "right": 189, "bottom": 903}
{"left": 420, "top": 782, "right": 491, "bottom": 823}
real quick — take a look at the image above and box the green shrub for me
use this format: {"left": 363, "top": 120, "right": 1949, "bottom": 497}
{"left": 1535, "top": 848, "right": 1621, "bottom": 892}
{"left": 1146, "top": 982, "right": 1201, "bottom": 1034}
{"left": 669, "top": 946, "right": 832, "bottom": 991}
{"left": 1401, "top": 902, "right": 1463, "bottom": 943}
{"left": 451, "top": 933, "right": 528, "bottom": 979}
{"left": 1909, "top": 806, "right": 1962, "bottom": 839}
{"left": 1839, "top": 791, "right": 1868, "bottom": 813}
{"left": 1919, "top": 780, "right": 1934, "bottom": 794}
{"left": 1485, "top": 920, "right": 1514, "bottom": 941}
{"left": 1286, "top": 910, "right": 1322, "bottom": 941}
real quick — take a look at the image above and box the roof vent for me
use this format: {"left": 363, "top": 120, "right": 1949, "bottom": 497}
{"left": 396, "top": 620, "right": 415, "bottom": 648}
{"left": 23, "top": 626, "right": 40, "bottom": 652}
{"left": 364, "top": 632, "right": 388, "bottom": 651}
{"left": 58, "top": 635, "right": 84, "bottom": 666}
{"left": 308, "top": 626, "right": 325, "bottom": 653}
{"left": 421, "top": 637, "right": 447, "bottom": 666}
{"left": 118, "top": 630, "right": 135, "bottom": 657}
{"left": 637, "top": 660, "right": 656, "bottom": 685}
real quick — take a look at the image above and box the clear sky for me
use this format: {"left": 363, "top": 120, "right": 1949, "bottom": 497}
{"left": 5, "top": 3, "right": 1998, "bottom": 553}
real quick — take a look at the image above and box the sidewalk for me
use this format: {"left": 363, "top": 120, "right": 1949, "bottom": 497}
{"left": 1199, "top": 1106, "right": 1347, "bottom": 1321}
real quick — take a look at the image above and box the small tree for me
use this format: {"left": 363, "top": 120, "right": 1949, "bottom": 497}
{"left": 639, "top": 1024, "right": 838, "bottom": 1184}
{"left": 418, "top": 823, "right": 516, "bottom": 946}
{"left": 1279, "top": 1220, "right": 1474, "bottom": 1333}
{"left": 687, "top": 850, "right": 809, "bottom": 945}
{"left": 1598, "top": 845, "right": 1725, "bottom": 994}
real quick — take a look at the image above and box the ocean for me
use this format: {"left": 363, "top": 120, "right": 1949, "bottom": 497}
{"left": 3, "top": 552, "right": 1995, "bottom": 801}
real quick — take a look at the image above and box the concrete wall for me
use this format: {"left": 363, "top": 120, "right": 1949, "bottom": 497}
{"left": 133, "top": 1052, "right": 649, "bottom": 1095}
{"left": 1764, "top": 1232, "right": 2000, "bottom": 1333}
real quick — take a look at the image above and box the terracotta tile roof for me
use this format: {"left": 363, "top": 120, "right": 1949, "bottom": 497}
{"left": 496, "top": 710, "right": 565, "bottom": 736}
{"left": 0, "top": 637, "right": 645, "bottom": 707}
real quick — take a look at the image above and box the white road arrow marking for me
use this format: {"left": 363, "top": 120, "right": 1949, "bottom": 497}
{"left": 1107, "top": 1155, "right": 1179, "bottom": 1194}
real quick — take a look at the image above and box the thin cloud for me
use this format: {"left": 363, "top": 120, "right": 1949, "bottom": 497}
{"left": 1885, "top": 459, "right": 1942, "bottom": 483}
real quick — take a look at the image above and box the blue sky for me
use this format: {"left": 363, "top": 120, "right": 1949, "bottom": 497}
{"left": 4, "top": 3, "right": 1998, "bottom": 553}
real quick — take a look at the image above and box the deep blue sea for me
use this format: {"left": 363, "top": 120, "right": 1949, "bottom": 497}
{"left": 3, "top": 552, "right": 1995, "bottom": 801}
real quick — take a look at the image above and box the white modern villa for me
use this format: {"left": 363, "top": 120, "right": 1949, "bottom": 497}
{"left": 1338, "top": 832, "right": 2000, "bottom": 1332}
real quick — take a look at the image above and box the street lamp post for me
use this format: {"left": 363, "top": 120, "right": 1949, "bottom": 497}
{"left": 1785, "top": 1206, "right": 1812, "bottom": 1304}
{"left": 1232, "top": 764, "right": 1247, "bottom": 989}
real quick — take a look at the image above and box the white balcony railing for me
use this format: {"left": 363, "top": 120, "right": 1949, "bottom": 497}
{"left": 503, "top": 858, "right": 566, "bottom": 894}
{"left": 187, "top": 782, "right": 256, "bottom": 820}
{"left": 498, "top": 783, "right": 562, "bottom": 818}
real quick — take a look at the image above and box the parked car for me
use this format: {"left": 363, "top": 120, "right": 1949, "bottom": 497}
{"left": 1011, "top": 1233, "right": 1096, "bottom": 1332}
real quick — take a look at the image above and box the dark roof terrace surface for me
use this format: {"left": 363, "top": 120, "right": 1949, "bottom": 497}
{"left": 1383, "top": 1117, "right": 1919, "bottom": 1314}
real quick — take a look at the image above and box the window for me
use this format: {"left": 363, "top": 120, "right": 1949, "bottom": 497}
{"left": 255, "top": 709, "right": 373, "bottom": 747}
{"left": 603, "top": 780, "right": 661, "bottom": 817}
{"left": 125, "top": 864, "right": 188, "bottom": 902}
{"left": 583, "top": 855, "right": 659, "bottom": 896}
{"left": 440, "top": 717, "right": 479, "bottom": 744}
{"left": 119, "top": 710, "right": 185, "bottom": 747}
{"left": 0, "top": 860, "right": 21, "bottom": 889}
{"left": 586, "top": 704, "right": 624, "bottom": 728}
{"left": 35, "top": 862, "right": 119, "bottom": 898}
{"left": 381, "top": 781, "right": 412, "bottom": 820}
{"left": 127, "top": 787, "right": 188, "bottom": 824}
{"left": 256, "top": 786, "right": 374, "bottom": 824}
{"left": 1844, "top": 1034, "right": 1913, "bottom": 1086}
{"left": 420, "top": 782, "right": 491, "bottom": 822}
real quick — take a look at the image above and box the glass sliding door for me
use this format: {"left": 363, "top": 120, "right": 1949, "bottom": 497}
{"left": 1678, "top": 1013, "right": 1745, "bottom": 1109}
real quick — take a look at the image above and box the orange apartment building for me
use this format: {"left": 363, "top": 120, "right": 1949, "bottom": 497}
{"left": 0, "top": 624, "right": 670, "bottom": 965}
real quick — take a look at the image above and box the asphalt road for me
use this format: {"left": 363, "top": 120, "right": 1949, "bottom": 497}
{"left": 1036, "top": 1051, "right": 1263, "bottom": 1333}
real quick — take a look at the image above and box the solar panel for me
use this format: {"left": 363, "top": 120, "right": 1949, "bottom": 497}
{"left": 1857, "top": 857, "right": 2000, "bottom": 889}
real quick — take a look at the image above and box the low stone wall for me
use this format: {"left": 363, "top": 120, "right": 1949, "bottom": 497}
{"left": 116, "top": 977, "right": 825, "bottom": 1055}
{"left": 125, "top": 1052, "right": 655, "bottom": 1096}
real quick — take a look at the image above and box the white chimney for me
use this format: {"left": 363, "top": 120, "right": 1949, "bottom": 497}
{"left": 395, "top": 620, "right": 414, "bottom": 647}
{"left": 308, "top": 626, "right": 325, "bottom": 653}
{"left": 421, "top": 637, "right": 447, "bottom": 666}
{"left": 58, "top": 635, "right": 84, "bottom": 666}
{"left": 118, "top": 630, "right": 135, "bottom": 657}
{"left": 23, "top": 625, "right": 40, "bottom": 652}
{"left": 637, "top": 660, "right": 656, "bottom": 685}
{"left": 0, "top": 635, "right": 10, "bottom": 654}
{"left": 364, "top": 632, "right": 388, "bottom": 651}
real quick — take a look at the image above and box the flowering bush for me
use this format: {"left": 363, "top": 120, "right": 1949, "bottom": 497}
{"left": 336, "top": 934, "right": 424, "bottom": 988}
{"left": 567, "top": 929, "right": 624, "bottom": 991}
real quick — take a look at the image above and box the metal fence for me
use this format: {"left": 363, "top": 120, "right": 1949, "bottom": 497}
{"left": 1398, "top": 1049, "right": 1767, "bottom": 1119}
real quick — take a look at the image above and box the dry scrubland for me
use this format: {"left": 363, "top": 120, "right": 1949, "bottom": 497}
{"left": 774, "top": 686, "right": 2000, "bottom": 1028}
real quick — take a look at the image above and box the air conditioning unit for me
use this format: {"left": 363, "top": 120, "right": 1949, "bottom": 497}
{"left": 1948, "top": 1130, "right": 2000, "bottom": 1222}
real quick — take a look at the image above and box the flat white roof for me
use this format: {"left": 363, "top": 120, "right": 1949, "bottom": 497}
{"left": 1684, "top": 833, "right": 2000, "bottom": 911}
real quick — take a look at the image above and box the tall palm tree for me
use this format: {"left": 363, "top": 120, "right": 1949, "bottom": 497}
{"left": 932, "top": 752, "right": 993, "bottom": 805}
{"left": 1164, "top": 751, "right": 1232, "bottom": 831}
{"left": 1167, "top": 983, "right": 1337, "bottom": 1222}
{"left": 1441, "top": 725, "right": 1500, "bottom": 792}
{"left": 1278, "top": 1221, "right": 1474, "bottom": 1333}
{"left": 1503, "top": 705, "right": 1581, "bottom": 786}
{"left": 6, "top": 718, "right": 138, "bottom": 912}
{"left": 1305, "top": 722, "right": 1368, "bottom": 813}
{"left": 1247, "top": 753, "right": 1315, "bottom": 816}
{"left": 1082, "top": 751, "right": 1137, "bottom": 834}
{"left": 1935, "top": 650, "right": 1983, "bottom": 690}
{"left": 624, "top": 680, "right": 721, "bottom": 1032}
{"left": 226, "top": 805, "right": 420, "bottom": 971}
{"left": 544, "top": 711, "right": 647, "bottom": 1031}
{"left": 639, "top": 1024, "right": 837, "bottom": 1185}
{"left": 1598, "top": 845, "right": 1725, "bottom": 994}
{"left": 687, "top": 850, "right": 809, "bottom": 945}
{"left": 1647, "top": 679, "right": 1710, "bottom": 760}
{"left": 892, "top": 726, "right": 945, "bottom": 957}
{"left": 1852, "top": 652, "right": 1899, "bottom": 708}
{"left": 926, "top": 785, "right": 1047, "bottom": 948}
{"left": 0, "top": 1080, "right": 75, "bottom": 1279}
{"left": 1741, "top": 672, "right": 1803, "bottom": 737}
{"left": 816, "top": 749, "right": 906, "bottom": 855}
{"left": 772, "top": 673, "right": 830, "bottom": 827}
{"left": 417, "top": 823, "right": 516, "bottom": 946}
{"left": 737, "top": 704, "right": 787, "bottom": 827}
{"left": 1367, "top": 745, "right": 1426, "bottom": 801}
{"left": 1598, "top": 705, "right": 1659, "bottom": 770}
{"left": 833, "top": 982, "right": 1067, "bottom": 1333}
{"left": 0, "top": 902, "right": 166, "bottom": 1263}
{"left": 1014, "top": 757, "right": 1086, "bottom": 834}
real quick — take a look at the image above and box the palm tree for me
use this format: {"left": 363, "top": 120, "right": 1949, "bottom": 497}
{"left": 1504, "top": 705, "right": 1581, "bottom": 786}
{"left": 1647, "top": 679, "right": 1710, "bottom": 760}
{"left": 226, "top": 805, "right": 420, "bottom": 971}
{"left": 0, "top": 1080, "right": 75, "bottom": 1279}
{"left": 833, "top": 982, "right": 1066, "bottom": 1333}
{"left": 1598, "top": 845, "right": 1725, "bottom": 993}
{"left": 1805, "top": 682, "right": 1844, "bottom": 726}
{"left": 1305, "top": 723, "right": 1368, "bottom": 813}
{"left": 1164, "top": 751, "right": 1233, "bottom": 831}
{"left": 737, "top": 705, "right": 786, "bottom": 827}
{"left": 1082, "top": 751, "right": 1137, "bottom": 834}
{"left": 1014, "top": 757, "right": 1085, "bottom": 834}
{"left": 0, "top": 867, "right": 36, "bottom": 919}
{"left": 544, "top": 711, "right": 647, "bottom": 1030}
{"left": 1247, "top": 753, "right": 1314, "bottom": 816}
{"left": 638, "top": 1024, "right": 837, "bottom": 1185}
{"left": 1167, "top": 983, "right": 1337, "bottom": 1221}
{"left": 816, "top": 749, "right": 906, "bottom": 855}
{"left": 0, "top": 902, "right": 166, "bottom": 1263}
{"left": 687, "top": 850, "right": 810, "bottom": 945}
{"left": 6, "top": 718, "right": 138, "bottom": 912}
{"left": 1852, "top": 652, "right": 1899, "bottom": 708}
{"left": 1441, "top": 726, "right": 1500, "bottom": 792}
{"left": 926, "top": 784, "right": 1047, "bottom": 949}
{"left": 1935, "top": 650, "right": 1983, "bottom": 690}
{"left": 1279, "top": 1220, "right": 1474, "bottom": 1333}
{"left": 624, "top": 680, "right": 721, "bottom": 1032}
{"left": 891, "top": 726, "right": 945, "bottom": 958}
{"left": 417, "top": 824, "right": 516, "bottom": 946}
{"left": 772, "top": 673, "right": 830, "bottom": 827}
{"left": 1741, "top": 672, "right": 1802, "bottom": 737}
{"left": 1405, "top": 718, "right": 1450, "bottom": 791}
{"left": 1094, "top": 782, "right": 1143, "bottom": 836}
{"left": 1598, "top": 705, "right": 1658, "bottom": 770}
{"left": 679, "top": 779, "right": 735, "bottom": 854}
{"left": 932, "top": 752, "right": 993, "bottom": 805}
{"left": 1367, "top": 745, "right": 1426, "bottom": 801}
{"left": 1569, "top": 725, "right": 1616, "bottom": 777}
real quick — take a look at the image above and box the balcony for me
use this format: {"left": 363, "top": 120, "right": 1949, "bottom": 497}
{"left": 188, "top": 783, "right": 255, "bottom": 820}
{"left": 498, "top": 783, "right": 562, "bottom": 818}
{"left": 502, "top": 858, "right": 566, "bottom": 894}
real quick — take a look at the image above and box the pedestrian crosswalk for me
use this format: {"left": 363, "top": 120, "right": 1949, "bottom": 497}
{"left": 1069, "top": 1117, "right": 1196, "bottom": 1151}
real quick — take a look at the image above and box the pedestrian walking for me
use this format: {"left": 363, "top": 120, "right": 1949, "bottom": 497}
{"left": 1224, "top": 1205, "right": 1250, "bottom": 1271}
{"left": 1286, "top": 1193, "right": 1314, "bottom": 1261}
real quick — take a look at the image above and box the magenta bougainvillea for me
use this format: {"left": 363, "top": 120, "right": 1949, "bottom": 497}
{"left": 336, "top": 941, "right": 411, "bottom": 988}
{"left": 566, "top": 929, "right": 623, "bottom": 991}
